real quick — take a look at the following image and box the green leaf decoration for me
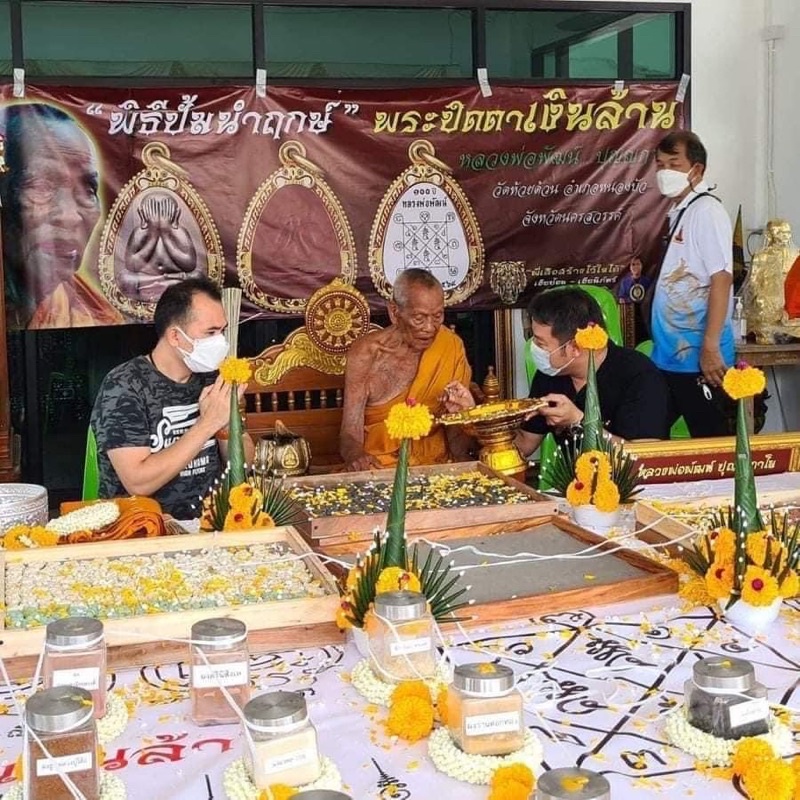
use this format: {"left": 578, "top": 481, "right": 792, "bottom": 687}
{"left": 581, "top": 350, "right": 602, "bottom": 454}
{"left": 733, "top": 399, "right": 764, "bottom": 536}
{"left": 384, "top": 438, "right": 409, "bottom": 568}
{"left": 228, "top": 386, "right": 245, "bottom": 487}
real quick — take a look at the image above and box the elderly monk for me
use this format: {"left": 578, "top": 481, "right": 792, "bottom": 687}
{"left": 340, "top": 269, "right": 473, "bottom": 471}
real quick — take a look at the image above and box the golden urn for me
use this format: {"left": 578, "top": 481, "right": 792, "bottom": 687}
{"left": 255, "top": 421, "right": 311, "bottom": 478}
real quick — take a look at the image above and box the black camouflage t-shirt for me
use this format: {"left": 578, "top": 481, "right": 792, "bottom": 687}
{"left": 90, "top": 356, "right": 221, "bottom": 519}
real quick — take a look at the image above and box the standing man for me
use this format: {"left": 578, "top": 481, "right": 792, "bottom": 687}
{"left": 650, "top": 130, "right": 735, "bottom": 437}
{"left": 91, "top": 277, "right": 254, "bottom": 519}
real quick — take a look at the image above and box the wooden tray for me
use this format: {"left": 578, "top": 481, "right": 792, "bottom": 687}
{"left": 634, "top": 489, "right": 800, "bottom": 555}
{"left": 285, "top": 461, "right": 558, "bottom": 547}
{"left": 0, "top": 527, "right": 340, "bottom": 680}
{"left": 325, "top": 515, "right": 677, "bottom": 625}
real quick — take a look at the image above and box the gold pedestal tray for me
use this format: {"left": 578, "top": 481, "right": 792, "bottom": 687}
{"left": 438, "top": 398, "right": 547, "bottom": 476}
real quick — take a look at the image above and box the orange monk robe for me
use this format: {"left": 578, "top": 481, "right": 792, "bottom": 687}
{"left": 363, "top": 326, "right": 472, "bottom": 467}
{"left": 28, "top": 273, "right": 124, "bottom": 329}
{"left": 784, "top": 254, "right": 800, "bottom": 319}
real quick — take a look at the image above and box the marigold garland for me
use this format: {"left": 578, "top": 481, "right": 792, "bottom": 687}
{"left": 565, "top": 450, "right": 621, "bottom": 514}
{"left": 722, "top": 362, "right": 766, "bottom": 400}
{"left": 391, "top": 681, "right": 432, "bottom": 705}
{"left": 710, "top": 527, "right": 737, "bottom": 562}
{"left": 592, "top": 480, "right": 620, "bottom": 513}
{"left": 386, "top": 398, "right": 434, "bottom": 441}
{"left": 575, "top": 451, "right": 611, "bottom": 483}
{"left": 229, "top": 483, "right": 264, "bottom": 512}
{"left": 219, "top": 356, "right": 253, "bottom": 385}
{"left": 573, "top": 322, "right": 609, "bottom": 351}
{"left": 780, "top": 571, "right": 799, "bottom": 598}
{"left": 565, "top": 480, "right": 591, "bottom": 507}
{"left": 704, "top": 561, "right": 735, "bottom": 600}
{"left": 732, "top": 738, "right": 796, "bottom": 800}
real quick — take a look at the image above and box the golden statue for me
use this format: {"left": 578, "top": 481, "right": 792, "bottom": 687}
{"left": 745, "top": 219, "right": 799, "bottom": 343}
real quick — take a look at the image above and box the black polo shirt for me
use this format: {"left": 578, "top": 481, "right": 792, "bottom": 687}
{"left": 522, "top": 341, "right": 670, "bottom": 440}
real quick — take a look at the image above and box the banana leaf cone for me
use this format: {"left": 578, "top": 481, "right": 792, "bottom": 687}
{"left": 228, "top": 386, "right": 246, "bottom": 487}
{"left": 733, "top": 398, "right": 763, "bottom": 536}
{"left": 581, "top": 349, "right": 602, "bottom": 453}
{"left": 383, "top": 438, "right": 409, "bottom": 568}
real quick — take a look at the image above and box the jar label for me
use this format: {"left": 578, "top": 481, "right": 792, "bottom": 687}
{"left": 389, "top": 637, "right": 432, "bottom": 657}
{"left": 52, "top": 666, "right": 101, "bottom": 691}
{"left": 729, "top": 698, "right": 769, "bottom": 728}
{"left": 464, "top": 711, "right": 521, "bottom": 736}
{"left": 263, "top": 746, "right": 316, "bottom": 774}
{"left": 192, "top": 662, "right": 249, "bottom": 689}
{"left": 36, "top": 752, "right": 93, "bottom": 777}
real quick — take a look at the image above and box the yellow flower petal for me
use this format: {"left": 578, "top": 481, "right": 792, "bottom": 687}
{"left": 722, "top": 363, "right": 766, "bottom": 400}
{"left": 574, "top": 323, "right": 609, "bottom": 351}
{"left": 218, "top": 356, "right": 252, "bottom": 385}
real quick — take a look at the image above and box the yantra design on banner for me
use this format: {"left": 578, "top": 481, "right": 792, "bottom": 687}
{"left": 0, "top": 83, "right": 684, "bottom": 328}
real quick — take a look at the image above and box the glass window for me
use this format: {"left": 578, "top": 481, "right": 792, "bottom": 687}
{"left": 22, "top": 2, "right": 252, "bottom": 78}
{"left": 264, "top": 7, "right": 473, "bottom": 79}
{"left": 0, "top": 2, "right": 10, "bottom": 76}
{"left": 487, "top": 9, "right": 678, "bottom": 80}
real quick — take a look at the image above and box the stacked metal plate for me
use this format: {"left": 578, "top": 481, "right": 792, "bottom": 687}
{"left": 0, "top": 484, "right": 48, "bottom": 531}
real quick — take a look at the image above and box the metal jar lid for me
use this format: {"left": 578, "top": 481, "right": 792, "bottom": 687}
{"left": 46, "top": 616, "right": 104, "bottom": 648}
{"left": 26, "top": 687, "right": 95, "bottom": 734}
{"left": 291, "top": 792, "right": 352, "bottom": 800}
{"left": 191, "top": 618, "right": 248, "bottom": 650}
{"left": 537, "top": 768, "right": 610, "bottom": 800}
{"left": 244, "top": 691, "right": 308, "bottom": 732}
{"left": 373, "top": 591, "right": 427, "bottom": 622}
{"left": 453, "top": 663, "right": 515, "bottom": 696}
{"left": 692, "top": 656, "right": 756, "bottom": 692}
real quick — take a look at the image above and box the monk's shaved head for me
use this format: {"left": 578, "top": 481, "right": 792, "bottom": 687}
{"left": 392, "top": 269, "right": 444, "bottom": 308}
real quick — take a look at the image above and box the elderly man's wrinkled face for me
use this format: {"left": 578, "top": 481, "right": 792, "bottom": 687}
{"left": 18, "top": 120, "right": 101, "bottom": 296}
{"left": 389, "top": 284, "right": 445, "bottom": 352}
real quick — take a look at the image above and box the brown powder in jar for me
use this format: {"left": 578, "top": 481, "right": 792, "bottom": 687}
{"left": 28, "top": 727, "right": 99, "bottom": 800}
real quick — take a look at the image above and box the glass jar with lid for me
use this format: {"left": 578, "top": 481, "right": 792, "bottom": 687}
{"left": 446, "top": 663, "right": 524, "bottom": 755}
{"left": 190, "top": 617, "right": 251, "bottom": 726}
{"left": 243, "top": 691, "right": 322, "bottom": 788}
{"left": 42, "top": 616, "right": 107, "bottom": 718}
{"left": 367, "top": 591, "right": 436, "bottom": 682}
{"left": 536, "top": 767, "right": 610, "bottom": 799}
{"left": 684, "top": 656, "right": 769, "bottom": 739}
{"left": 25, "top": 686, "right": 99, "bottom": 800}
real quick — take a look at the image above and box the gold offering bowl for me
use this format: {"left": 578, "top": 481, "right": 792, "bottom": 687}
{"left": 438, "top": 398, "right": 547, "bottom": 476}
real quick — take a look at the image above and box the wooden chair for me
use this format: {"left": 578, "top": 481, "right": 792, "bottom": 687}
{"left": 243, "top": 279, "right": 380, "bottom": 471}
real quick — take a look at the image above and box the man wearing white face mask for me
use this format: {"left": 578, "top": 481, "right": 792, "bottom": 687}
{"left": 515, "top": 288, "right": 670, "bottom": 457}
{"left": 650, "top": 130, "right": 735, "bottom": 437}
{"left": 91, "top": 278, "right": 254, "bottom": 518}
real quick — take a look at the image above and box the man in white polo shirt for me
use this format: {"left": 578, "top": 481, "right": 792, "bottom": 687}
{"left": 650, "top": 130, "right": 735, "bottom": 437}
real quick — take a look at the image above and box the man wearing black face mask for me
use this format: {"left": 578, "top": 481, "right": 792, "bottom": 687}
{"left": 90, "top": 278, "right": 254, "bottom": 518}
{"left": 514, "top": 288, "right": 670, "bottom": 458}
{"left": 650, "top": 130, "right": 735, "bottom": 437}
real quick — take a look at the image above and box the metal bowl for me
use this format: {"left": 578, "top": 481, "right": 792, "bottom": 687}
{"left": 0, "top": 484, "right": 48, "bottom": 531}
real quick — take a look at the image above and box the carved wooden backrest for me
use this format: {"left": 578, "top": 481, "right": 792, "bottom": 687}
{"left": 244, "top": 279, "right": 379, "bottom": 469}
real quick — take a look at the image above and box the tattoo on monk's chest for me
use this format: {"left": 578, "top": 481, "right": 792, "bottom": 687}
{"left": 370, "top": 354, "right": 420, "bottom": 404}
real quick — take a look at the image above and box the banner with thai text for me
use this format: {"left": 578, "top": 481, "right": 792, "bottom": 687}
{"left": 0, "top": 83, "right": 683, "bottom": 328}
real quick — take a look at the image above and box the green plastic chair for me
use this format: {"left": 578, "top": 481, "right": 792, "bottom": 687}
{"left": 82, "top": 427, "right": 100, "bottom": 501}
{"left": 635, "top": 340, "right": 691, "bottom": 440}
{"left": 523, "top": 285, "right": 623, "bottom": 490}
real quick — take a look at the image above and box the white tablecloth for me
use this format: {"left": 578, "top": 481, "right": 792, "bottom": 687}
{"left": 1, "top": 474, "right": 799, "bottom": 800}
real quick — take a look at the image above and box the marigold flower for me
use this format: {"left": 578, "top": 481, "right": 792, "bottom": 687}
{"left": 740, "top": 756, "right": 795, "bottom": 800}
{"left": 335, "top": 601, "right": 354, "bottom": 630}
{"left": 435, "top": 685, "right": 449, "bottom": 725}
{"left": 678, "top": 576, "right": 714, "bottom": 606}
{"left": 259, "top": 785, "right": 296, "bottom": 800}
{"left": 375, "top": 566, "right": 422, "bottom": 594}
{"left": 780, "top": 571, "right": 799, "bottom": 598}
{"left": 731, "top": 738, "right": 775, "bottom": 776}
{"left": 29, "top": 526, "right": 59, "bottom": 548}
{"left": 385, "top": 399, "right": 434, "bottom": 441}
{"left": 218, "top": 356, "right": 252, "bottom": 385}
{"left": 709, "top": 527, "right": 737, "bottom": 563}
{"left": 255, "top": 511, "right": 276, "bottom": 529}
{"left": 566, "top": 479, "right": 591, "bottom": 507}
{"left": 491, "top": 763, "right": 536, "bottom": 793}
{"left": 386, "top": 694, "right": 434, "bottom": 741}
{"left": 223, "top": 509, "right": 255, "bottom": 531}
{"left": 228, "top": 482, "right": 263, "bottom": 512}
{"left": 2, "top": 526, "right": 29, "bottom": 550}
{"left": 574, "top": 322, "right": 609, "bottom": 351}
{"left": 722, "top": 363, "right": 766, "bottom": 400}
{"left": 741, "top": 565, "right": 780, "bottom": 606}
{"left": 592, "top": 479, "right": 620, "bottom": 513}
{"left": 704, "top": 560, "right": 734, "bottom": 600}
{"left": 488, "top": 779, "right": 534, "bottom": 800}
{"left": 391, "top": 681, "right": 431, "bottom": 705}
{"left": 575, "top": 451, "right": 612, "bottom": 484}
{"left": 746, "top": 531, "right": 772, "bottom": 566}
